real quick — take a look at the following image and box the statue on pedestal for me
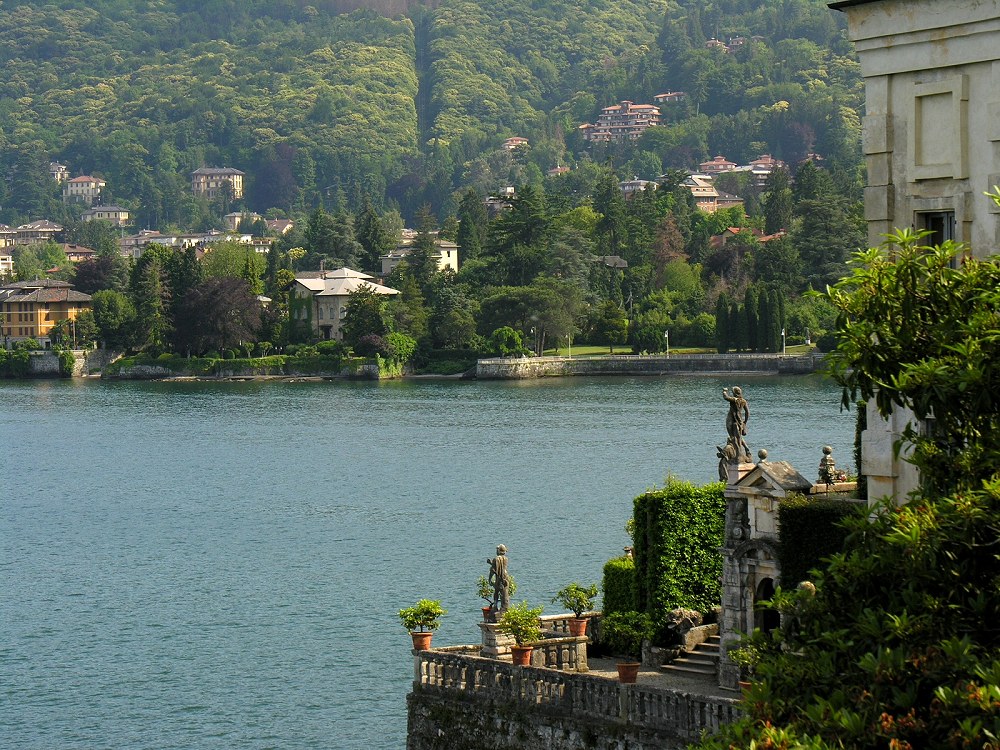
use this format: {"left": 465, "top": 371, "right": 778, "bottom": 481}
{"left": 487, "top": 544, "right": 510, "bottom": 614}
{"left": 723, "top": 386, "right": 751, "bottom": 462}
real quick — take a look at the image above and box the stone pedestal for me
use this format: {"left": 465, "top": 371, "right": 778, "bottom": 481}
{"left": 480, "top": 622, "right": 515, "bottom": 660}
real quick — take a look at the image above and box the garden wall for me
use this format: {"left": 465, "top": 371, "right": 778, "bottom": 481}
{"left": 476, "top": 354, "right": 823, "bottom": 379}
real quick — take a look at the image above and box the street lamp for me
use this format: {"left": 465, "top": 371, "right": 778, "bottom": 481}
{"left": 781, "top": 327, "right": 786, "bottom": 355}
{"left": 664, "top": 329, "right": 669, "bottom": 356}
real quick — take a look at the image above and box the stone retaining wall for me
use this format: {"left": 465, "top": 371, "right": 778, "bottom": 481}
{"left": 477, "top": 353, "right": 824, "bottom": 379}
{"left": 407, "top": 649, "right": 740, "bottom": 750}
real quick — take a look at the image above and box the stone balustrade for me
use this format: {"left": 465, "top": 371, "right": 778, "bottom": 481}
{"left": 412, "top": 649, "right": 741, "bottom": 741}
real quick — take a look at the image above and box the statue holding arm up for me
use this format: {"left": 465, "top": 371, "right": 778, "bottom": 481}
{"left": 723, "top": 387, "right": 751, "bottom": 462}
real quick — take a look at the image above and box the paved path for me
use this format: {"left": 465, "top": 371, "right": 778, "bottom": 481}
{"left": 584, "top": 657, "right": 737, "bottom": 700}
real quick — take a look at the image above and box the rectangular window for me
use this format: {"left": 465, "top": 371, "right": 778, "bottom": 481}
{"left": 918, "top": 211, "right": 955, "bottom": 247}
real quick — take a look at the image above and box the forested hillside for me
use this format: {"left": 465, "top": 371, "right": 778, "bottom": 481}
{"left": 0, "top": 0, "right": 861, "bottom": 225}
{"left": 1, "top": 0, "right": 868, "bottom": 365}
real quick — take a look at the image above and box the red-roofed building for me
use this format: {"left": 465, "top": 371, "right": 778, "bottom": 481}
{"left": 699, "top": 156, "right": 738, "bottom": 174}
{"left": 63, "top": 176, "right": 106, "bottom": 205}
{"left": 580, "top": 101, "right": 662, "bottom": 143}
{"left": 0, "top": 279, "right": 92, "bottom": 344}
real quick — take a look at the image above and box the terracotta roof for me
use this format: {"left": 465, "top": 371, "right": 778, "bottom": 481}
{"left": 3, "top": 279, "right": 71, "bottom": 290}
{"left": 192, "top": 167, "right": 245, "bottom": 176}
{"left": 11, "top": 287, "right": 92, "bottom": 303}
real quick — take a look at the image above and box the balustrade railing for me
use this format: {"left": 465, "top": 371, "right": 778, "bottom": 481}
{"left": 414, "top": 649, "right": 741, "bottom": 740}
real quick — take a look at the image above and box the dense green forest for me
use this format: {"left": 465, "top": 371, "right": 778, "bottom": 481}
{"left": 0, "top": 0, "right": 862, "bottom": 223}
{"left": 0, "top": 0, "right": 866, "bottom": 360}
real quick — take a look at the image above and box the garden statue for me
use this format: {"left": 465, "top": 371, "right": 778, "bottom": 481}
{"left": 716, "top": 437, "right": 739, "bottom": 482}
{"left": 818, "top": 445, "right": 837, "bottom": 485}
{"left": 723, "top": 387, "right": 751, "bottom": 462}
{"left": 487, "top": 544, "right": 510, "bottom": 614}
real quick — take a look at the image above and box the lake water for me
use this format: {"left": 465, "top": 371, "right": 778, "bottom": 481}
{"left": 1, "top": 375, "right": 856, "bottom": 749}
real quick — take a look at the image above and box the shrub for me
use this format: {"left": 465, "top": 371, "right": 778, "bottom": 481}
{"left": 601, "top": 556, "right": 637, "bottom": 615}
{"left": 633, "top": 477, "right": 726, "bottom": 641}
{"left": 354, "top": 334, "right": 390, "bottom": 358}
{"left": 777, "top": 496, "right": 865, "bottom": 586}
{"left": 386, "top": 332, "right": 416, "bottom": 363}
{"left": 601, "top": 611, "right": 652, "bottom": 659}
{"left": 314, "top": 340, "right": 346, "bottom": 357}
{"left": 552, "top": 583, "right": 599, "bottom": 618}
{"left": 496, "top": 601, "right": 544, "bottom": 645}
{"left": 398, "top": 599, "right": 446, "bottom": 633}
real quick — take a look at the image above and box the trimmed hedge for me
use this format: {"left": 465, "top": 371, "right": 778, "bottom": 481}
{"left": 777, "top": 496, "right": 866, "bottom": 586}
{"left": 601, "top": 556, "right": 637, "bottom": 615}
{"left": 633, "top": 478, "right": 726, "bottom": 637}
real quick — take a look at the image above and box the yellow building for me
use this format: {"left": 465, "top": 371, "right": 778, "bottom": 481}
{"left": 0, "top": 280, "right": 92, "bottom": 345}
{"left": 191, "top": 167, "right": 245, "bottom": 200}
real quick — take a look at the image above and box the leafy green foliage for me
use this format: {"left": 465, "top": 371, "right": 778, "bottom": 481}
{"left": 551, "top": 582, "right": 599, "bottom": 618}
{"left": 496, "top": 601, "right": 544, "bottom": 645}
{"left": 632, "top": 477, "right": 725, "bottom": 639}
{"left": 698, "top": 221, "right": 1000, "bottom": 749}
{"left": 601, "top": 556, "right": 638, "bottom": 616}
{"left": 600, "top": 611, "right": 652, "bottom": 659}
{"left": 699, "top": 488, "right": 1000, "bottom": 749}
{"left": 398, "top": 599, "right": 447, "bottom": 633}
{"left": 777, "top": 496, "right": 865, "bottom": 587}
{"left": 826, "top": 231, "right": 1000, "bottom": 495}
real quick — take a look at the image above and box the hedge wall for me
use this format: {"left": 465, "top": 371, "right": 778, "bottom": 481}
{"left": 777, "top": 496, "right": 866, "bottom": 585}
{"left": 633, "top": 478, "right": 726, "bottom": 629}
{"left": 601, "top": 556, "right": 637, "bottom": 615}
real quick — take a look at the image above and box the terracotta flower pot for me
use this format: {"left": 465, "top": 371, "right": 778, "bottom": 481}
{"left": 482, "top": 606, "right": 494, "bottom": 622}
{"left": 410, "top": 631, "right": 433, "bottom": 651}
{"left": 567, "top": 617, "right": 589, "bottom": 637}
{"left": 511, "top": 644, "right": 533, "bottom": 666}
{"left": 616, "top": 661, "right": 641, "bottom": 683}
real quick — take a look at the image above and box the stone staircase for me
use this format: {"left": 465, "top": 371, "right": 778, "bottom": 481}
{"left": 660, "top": 635, "right": 719, "bottom": 678}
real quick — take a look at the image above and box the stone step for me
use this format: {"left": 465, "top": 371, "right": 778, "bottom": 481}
{"left": 661, "top": 661, "right": 717, "bottom": 676}
{"left": 680, "top": 652, "right": 718, "bottom": 665}
{"left": 693, "top": 642, "right": 720, "bottom": 653}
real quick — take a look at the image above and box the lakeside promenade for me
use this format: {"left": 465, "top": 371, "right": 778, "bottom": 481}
{"left": 476, "top": 352, "right": 826, "bottom": 379}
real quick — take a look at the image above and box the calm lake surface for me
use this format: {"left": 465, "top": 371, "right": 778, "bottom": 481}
{"left": 1, "top": 375, "right": 856, "bottom": 749}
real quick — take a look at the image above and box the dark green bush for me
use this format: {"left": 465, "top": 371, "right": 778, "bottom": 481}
{"left": 777, "top": 496, "right": 865, "bottom": 586}
{"left": 601, "top": 556, "right": 637, "bottom": 615}
{"left": 315, "top": 340, "right": 346, "bottom": 356}
{"left": 633, "top": 478, "right": 726, "bottom": 641}
{"left": 0, "top": 348, "right": 30, "bottom": 377}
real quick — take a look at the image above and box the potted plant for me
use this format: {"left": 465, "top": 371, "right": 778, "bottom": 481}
{"left": 398, "top": 599, "right": 447, "bottom": 651}
{"left": 477, "top": 573, "right": 517, "bottom": 621}
{"left": 729, "top": 639, "right": 764, "bottom": 692}
{"left": 552, "top": 582, "right": 599, "bottom": 637}
{"left": 496, "top": 601, "right": 544, "bottom": 666}
{"left": 600, "top": 611, "right": 651, "bottom": 683}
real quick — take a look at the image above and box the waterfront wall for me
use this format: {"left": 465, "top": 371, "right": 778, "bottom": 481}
{"left": 407, "top": 649, "right": 741, "bottom": 750}
{"left": 476, "top": 353, "right": 824, "bottom": 379}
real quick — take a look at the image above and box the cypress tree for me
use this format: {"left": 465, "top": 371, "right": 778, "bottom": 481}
{"left": 744, "top": 286, "right": 759, "bottom": 352}
{"left": 715, "top": 292, "right": 730, "bottom": 353}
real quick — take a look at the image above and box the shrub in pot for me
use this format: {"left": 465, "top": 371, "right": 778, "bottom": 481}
{"left": 601, "top": 611, "right": 652, "bottom": 683}
{"left": 552, "top": 582, "right": 599, "bottom": 636}
{"left": 496, "top": 601, "right": 543, "bottom": 666}
{"left": 398, "top": 599, "right": 446, "bottom": 651}
{"left": 476, "top": 573, "right": 517, "bottom": 621}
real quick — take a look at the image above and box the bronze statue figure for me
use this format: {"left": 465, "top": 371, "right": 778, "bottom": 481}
{"left": 487, "top": 544, "right": 510, "bottom": 614}
{"left": 723, "top": 387, "right": 751, "bottom": 461}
